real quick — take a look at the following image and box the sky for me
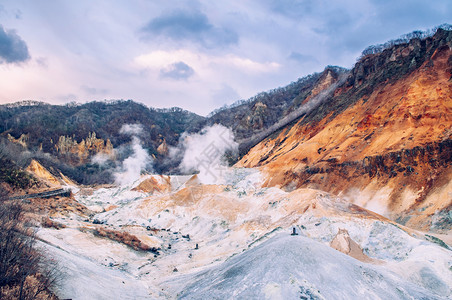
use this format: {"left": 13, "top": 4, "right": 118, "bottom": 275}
{"left": 0, "top": 0, "right": 451, "bottom": 116}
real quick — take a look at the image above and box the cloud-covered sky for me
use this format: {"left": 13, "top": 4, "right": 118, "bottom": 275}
{"left": 0, "top": 0, "right": 450, "bottom": 115}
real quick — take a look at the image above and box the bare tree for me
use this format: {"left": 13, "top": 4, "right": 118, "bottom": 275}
{"left": 0, "top": 202, "right": 59, "bottom": 299}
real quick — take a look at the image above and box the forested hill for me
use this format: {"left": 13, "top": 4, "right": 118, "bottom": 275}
{"left": 0, "top": 66, "right": 344, "bottom": 177}
{"left": 0, "top": 100, "right": 204, "bottom": 157}
{"left": 2, "top": 25, "right": 450, "bottom": 185}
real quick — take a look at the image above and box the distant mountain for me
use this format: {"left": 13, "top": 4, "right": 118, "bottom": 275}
{"left": 0, "top": 100, "right": 203, "bottom": 153}
{"left": 201, "top": 66, "right": 349, "bottom": 154}
{"left": 0, "top": 100, "right": 204, "bottom": 174}
{"left": 1, "top": 26, "right": 451, "bottom": 217}
{"left": 0, "top": 68, "right": 349, "bottom": 176}
{"left": 1, "top": 25, "right": 451, "bottom": 300}
{"left": 237, "top": 27, "right": 452, "bottom": 232}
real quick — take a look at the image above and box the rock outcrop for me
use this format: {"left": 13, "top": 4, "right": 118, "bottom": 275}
{"left": 157, "top": 139, "right": 169, "bottom": 155}
{"left": 55, "top": 132, "right": 114, "bottom": 162}
{"left": 7, "top": 133, "right": 29, "bottom": 148}
{"left": 237, "top": 28, "right": 452, "bottom": 232}
{"left": 330, "top": 228, "right": 375, "bottom": 263}
{"left": 26, "top": 159, "right": 61, "bottom": 187}
{"left": 205, "top": 66, "right": 348, "bottom": 146}
{"left": 132, "top": 175, "right": 171, "bottom": 194}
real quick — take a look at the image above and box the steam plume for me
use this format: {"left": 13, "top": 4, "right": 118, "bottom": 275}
{"left": 114, "top": 124, "right": 152, "bottom": 185}
{"left": 177, "top": 124, "right": 238, "bottom": 183}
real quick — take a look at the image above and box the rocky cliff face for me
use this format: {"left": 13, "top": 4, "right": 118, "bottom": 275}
{"left": 203, "top": 66, "right": 347, "bottom": 144}
{"left": 26, "top": 159, "right": 61, "bottom": 187}
{"left": 55, "top": 132, "right": 114, "bottom": 163}
{"left": 237, "top": 29, "right": 452, "bottom": 232}
{"left": 7, "top": 133, "right": 29, "bottom": 148}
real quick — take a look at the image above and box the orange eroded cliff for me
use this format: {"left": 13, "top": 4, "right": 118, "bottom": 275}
{"left": 237, "top": 36, "right": 452, "bottom": 231}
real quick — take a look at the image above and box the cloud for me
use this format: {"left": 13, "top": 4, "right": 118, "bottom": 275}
{"left": 81, "top": 85, "right": 109, "bottom": 95}
{"left": 313, "top": 8, "right": 353, "bottom": 35}
{"left": 141, "top": 9, "right": 238, "bottom": 48}
{"left": 0, "top": 25, "right": 30, "bottom": 64}
{"left": 35, "top": 57, "right": 49, "bottom": 68}
{"left": 211, "top": 84, "right": 241, "bottom": 106}
{"left": 14, "top": 9, "right": 22, "bottom": 20}
{"left": 160, "top": 61, "right": 194, "bottom": 80}
{"left": 56, "top": 93, "right": 78, "bottom": 102}
{"left": 145, "top": 9, "right": 211, "bottom": 38}
{"left": 288, "top": 52, "right": 318, "bottom": 64}
{"left": 264, "top": 0, "right": 315, "bottom": 19}
{"left": 134, "top": 49, "right": 280, "bottom": 74}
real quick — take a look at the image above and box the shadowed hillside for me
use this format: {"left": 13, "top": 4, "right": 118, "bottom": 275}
{"left": 237, "top": 27, "right": 452, "bottom": 232}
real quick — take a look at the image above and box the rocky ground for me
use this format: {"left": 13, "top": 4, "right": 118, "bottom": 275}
{"left": 31, "top": 169, "right": 451, "bottom": 299}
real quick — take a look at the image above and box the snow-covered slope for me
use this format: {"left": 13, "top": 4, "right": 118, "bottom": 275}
{"left": 164, "top": 234, "right": 445, "bottom": 299}
{"left": 37, "top": 239, "right": 151, "bottom": 300}
{"left": 37, "top": 169, "right": 452, "bottom": 299}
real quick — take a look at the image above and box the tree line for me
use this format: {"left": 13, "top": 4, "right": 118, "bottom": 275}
{"left": 360, "top": 23, "right": 452, "bottom": 57}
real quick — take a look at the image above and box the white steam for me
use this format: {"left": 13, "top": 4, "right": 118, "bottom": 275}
{"left": 341, "top": 187, "right": 389, "bottom": 217}
{"left": 91, "top": 153, "right": 111, "bottom": 165}
{"left": 114, "top": 124, "right": 152, "bottom": 186}
{"left": 119, "top": 124, "right": 143, "bottom": 135}
{"left": 178, "top": 124, "right": 238, "bottom": 184}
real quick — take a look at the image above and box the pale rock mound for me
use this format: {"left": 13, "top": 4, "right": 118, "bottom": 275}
{"left": 330, "top": 228, "right": 375, "bottom": 263}
{"left": 132, "top": 175, "right": 171, "bottom": 194}
{"left": 26, "top": 159, "right": 61, "bottom": 187}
